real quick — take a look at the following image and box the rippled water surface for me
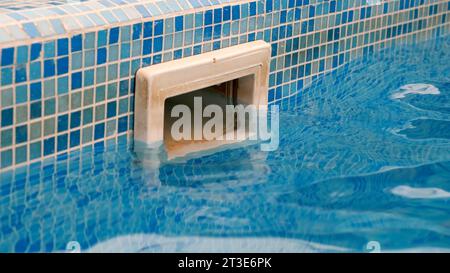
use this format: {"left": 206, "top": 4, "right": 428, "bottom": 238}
{"left": 1, "top": 36, "right": 450, "bottom": 253}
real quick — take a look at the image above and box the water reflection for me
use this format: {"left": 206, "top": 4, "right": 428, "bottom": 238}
{"left": 1, "top": 36, "right": 450, "bottom": 253}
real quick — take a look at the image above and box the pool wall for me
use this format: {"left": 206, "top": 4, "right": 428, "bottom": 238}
{"left": 0, "top": 0, "right": 449, "bottom": 171}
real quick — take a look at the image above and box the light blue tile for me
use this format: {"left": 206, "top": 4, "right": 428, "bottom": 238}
{"left": 157, "top": 1, "right": 171, "bottom": 13}
{"left": 121, "top": 25, "right": 131, "bottom": 42}
{"left": 132, "top": 41, "right": 142, "bottom": 57}
{"left": 72, "top": 52, "right": 83, "bottom": 70}
{"left": 108, "top": 64, "right": 118, "bottom": 81}
{"left": 174, "top": 32, "right": 184, "bottom": 48}
{"left": 77, "top": 15, "right": 95, "bottom": 28}
{"left": 167, "top": 0, "right": 183, "bottom": 12}
{"left": 30, "top": 141, "right": 42, "bottom": 160}
{"left": 84, "top": 32, "right": 96, "bottom": 49}
{"left": 118, "top": 98, "right": 129, "bottom": 114}
{"left": 188, "top": 0, "right": 202, "bottom": 8}
{"left": 113, "top": 9, "right": 128, "bottom": 22}
{"left": 194, "top": 28, "right": 203, "bottom": 43}
{"left": 199, "top": 0, "right": 212, "bottom": 7}
{"left": 84, "top": 50, "right": 95, "bottom": 67}
{"left": 15, "top": 85, "right": 28, "bottom": 104}
{"left": 1, "top": 68, "right": 13, "bottom": 86}
{"left": 135, "top": 5, "right": 151, "bottom": 18}
{"left": 50, "top": 19, "right": 65, "bottom": 35}
{"left": 195, "top": 12, "right": 203, "bottom": 27}
{"left": 101, "top": 10, "right": 119, "bottom": 23}
{"left": 164, "top": 34, "right": 174, "bottom": 50}
{"left": 96, "top": 66, "right": 106, "bottom": 84}
{"left": 120, "top": 61, "right": 130, "bottom": 78}
{"left": 165, "top": 18, "right": 174, "bottom": 34}
{"left": 131, "top": 59, "right": 141, "bottom": 75}
{"left": 88, "top": 13, "right": 107, "bottom": 26}
{"left": 84, "top": 69, "right": 95, "bottom": 87}
{"left": 183, "top": 47, "right": 192, "bottom": 57}
{"left": 57, "top": 76, "right": 69, "bottom": 95}
{"left": 177, "top": 0, "right": 192, "bottom": 10}
{"left": 17, "top": 46, "right": 29, "bottom": 64}
{"left": 185, "top": 14, "right": 194, "bottom": 29}
{"left": 29, "top": 61, "right": 42, "bottom": 81}
{"left": 1, "top": 129, "right": 13, "bottom": 147}
{"left": 1, "top": 88, "right": 13, "bottom": 108}
{"left": 44, "top": 41, "right": 55, "bottom": 58}
{"left": 1, "top": 149, "right": 13, "bottom": 168}
{"left": 109, "top": 45, "right": 119, "bottom": 62}
{"left": 44, "top": 79, "right": 55, "bottom": 98}
{"left": 145, "top": 3, "right": 162, "bottom": 16}
{"left": 7, "top": 12, "right": 26, "bottom": 21}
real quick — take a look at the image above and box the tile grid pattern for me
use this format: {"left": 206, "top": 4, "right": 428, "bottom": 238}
{"left": 0, "top": 1, "right": 92, "bottom": 13}
{"left": 0, "top": 0, "right": 244, "bottom": 44}
{"left": 0, "top": 0, "right": 449, "bottom": 172}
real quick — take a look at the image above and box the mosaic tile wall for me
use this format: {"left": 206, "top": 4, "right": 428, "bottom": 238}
{"left": 0, "top": 0, "right": 449, "bottom": 171}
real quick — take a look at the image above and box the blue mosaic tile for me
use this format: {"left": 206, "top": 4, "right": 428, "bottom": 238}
{"left": 30, "top": 82, "right": 42, "bottom": 101}
{"left": 43, "top": 137, "right": 55, "bottom": 156}
{"left": 14, "top": 85, "right": 27, "bottom": 104}
{"left": 71, "top": 72, "right": 82, "bottom": 90}
{"left": 1, "top": 150, "right": 13, "bottom": 168}
{"left": 15, "top": 124, "right": 27, "bottom": 144}
{"left": 70, "top": 130, "right": 80, "bottom": 148}
{"left": 57, "top": 114, "right": 68, "bottom": 132}
{"left": 15, "top": 66, "right": 27, "bottom": 83}
{"left": 98, "top": 30, "right": 108, "bottom": 47}
{"left": 44, "top": 98, "right": 55, "bottom": 116}
{"left": 57, "top": 38, "right": 68, "bottom": 56}
{"left": 57, "top": 134, "right": 68, "bottom": 151}
{"left": 133, "top": 23, "right": 142, "bottom": 40}
{"left": 109, "top": 27, "right": 120, "bottom": 44}
{"left": 16, "top": 46, "right": 28, "bottom": 64}
{"left": 30, "top": 141, "right": 41, "bottom": 160}
{"left": 30, "top": 102, "right": 41, "bottom": 119}
{"left": 1, "top": 68, "right": 13, "bottom": 86}
{"left": 29, "top": 61, "right": 42, "bottom": 80}
{"left": 70, "top": 111, "right": 81, "bottom": 129}
{"left": 43, "top": 59, "right": 55, "bottom": 78}
{"left": 94, "top": 123, "right": 105, "bottom": 140}
{"left": 0, "top": 0, "right": 449, "bottom": 171}
{"left": 154, "top": 19, "right": 164, "bottom": 35}
{"left": 143, "top": 21, "right": 153, "bottom": 38}
{"left": 56, "top": 57, "right": 69, "bottom": 75}
{"left": 57, "top": 76, "right": 69, "bottom": 94}
{"left": 71, "top": 34, "right": 83, "bottom": 52}
{"left": 22, "top": 22, "right": 40, "bottom": 38}
{"left": 175, "top": 16, "right": 184, "bottom": 32}
{"left": 1, "top": 128, "right": 13, "bottom": 147}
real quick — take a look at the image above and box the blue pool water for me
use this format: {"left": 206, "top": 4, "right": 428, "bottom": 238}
{"left": 1, "top": 36, "right": 450, "bottom": 253}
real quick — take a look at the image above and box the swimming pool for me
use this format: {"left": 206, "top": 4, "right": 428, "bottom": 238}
{"left": 1, "top": 35, "right": 450, "bottom": 253}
